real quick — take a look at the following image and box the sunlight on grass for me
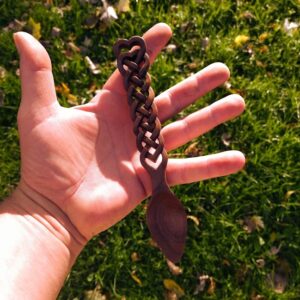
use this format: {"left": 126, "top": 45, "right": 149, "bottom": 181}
{"left": 0, "top": 0, "right": 299, "bottom": 298}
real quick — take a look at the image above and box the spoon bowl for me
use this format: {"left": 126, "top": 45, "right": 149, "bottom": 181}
{"left": 146, "top": 187, "right": 187, "bottom": 263}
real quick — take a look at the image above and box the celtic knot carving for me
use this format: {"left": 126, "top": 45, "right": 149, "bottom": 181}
{"left": 113, "top": 36, "right": 167, "bottom": 174}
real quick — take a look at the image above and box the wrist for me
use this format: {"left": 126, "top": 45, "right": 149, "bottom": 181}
{"left": 0, "top": 182, "right": 87, "bottom": 299}
{"left": 10, "top": 180, "right": 87, "bottom": 261}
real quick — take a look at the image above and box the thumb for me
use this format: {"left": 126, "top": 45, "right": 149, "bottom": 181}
{"left": 13, "top": 32, "right": 59, "bottom": 117}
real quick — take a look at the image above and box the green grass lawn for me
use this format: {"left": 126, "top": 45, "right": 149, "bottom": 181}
{"left": 0, "top": 0, "right": 299, "bottom": 299}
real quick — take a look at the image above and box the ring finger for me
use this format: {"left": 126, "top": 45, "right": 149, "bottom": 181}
{"left": 162, "top": 94, "right": 245, "bottom": 151}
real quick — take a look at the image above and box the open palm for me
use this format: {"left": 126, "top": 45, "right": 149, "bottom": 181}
{"left": 15, "top": 24, "right": 245, "bottom": 240}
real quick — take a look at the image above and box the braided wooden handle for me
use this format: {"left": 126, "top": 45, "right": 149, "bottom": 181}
{"left": 113, "top": 36, "right": 187, "bottom": 262}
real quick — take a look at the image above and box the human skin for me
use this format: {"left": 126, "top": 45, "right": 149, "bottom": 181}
{"left": 0, "top": 23, "right": 245, "bottom": 299}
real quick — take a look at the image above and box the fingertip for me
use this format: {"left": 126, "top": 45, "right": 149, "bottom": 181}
{"left": 13, "top": 31, "right": 38, "bottom": 50}
{"left": 197, "top": 62, "right": 231, "bottom": 91}
{"left": 13, "top": 31, "right": 51, "bottom": 72}
{"left": 14, "top": 33, "right": 58, "bottom": 112}
{"left": 13, "top": 32, "right": 23, "bottom": 53}
{"left": 143, "top": 23, "right": 172, "bottom": 62}
{"left": 227, "top": 94, "right": 246, "bottom": 113}
{"left": 235, "top": 94, "right": 246, "bottom": 112}
{"left": 155, "top": 22, "right": 172, "bottom": 36}
{"left": 228, "top": 150, "right": 246, "bottom": 171}
{"left": 210, "top": 62, "right": 231, "bottom": 80}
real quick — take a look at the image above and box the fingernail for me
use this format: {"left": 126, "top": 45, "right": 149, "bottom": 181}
{"left": 13, "top": 33, "right": 21, "bottom": 54}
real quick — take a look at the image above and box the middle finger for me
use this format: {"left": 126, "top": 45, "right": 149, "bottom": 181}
{"left": 155, "top": 62, "right": 230, "bottom": 122}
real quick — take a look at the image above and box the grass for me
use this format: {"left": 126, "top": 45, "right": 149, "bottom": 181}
{"left": 0, "top": 0, "right": 299, "bottom": 299}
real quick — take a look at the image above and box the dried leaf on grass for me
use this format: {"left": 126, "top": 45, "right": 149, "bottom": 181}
{"left": 256, "top": 258, "right": 265, "bottom": 268}
{"left": 131, "top": 252, "right": 140, "bottom": 262}
{"left": 0, "top": 67, "right": 6, "bottom": 80}
{"left": 258, "top": 32, "right": 269, "bottom": 42}
{"left": 223, "top": 81, "right": 245, "bottom": 96}
{"left": 187, "top": 62, "right": 198, "bottom": 70}
{"left": 67, "top": 42, "right": 80, "bottom": 53}
{"left": 284, "top": 190, "right": 296, "bottom": 200}
{"left": 84, "top": 285, "right": 107, "bottom": 300}
{"left": 98, "top": 239, "right": 106, "bottom": 247}
{"left": 51, "top": 27, "right": 61, "bottom": 37}
{"left": 201, "top": 37, "right": 210, "bottom": 50}
{"left": 270, "top": 231, "right": 277, "bottom": 242}
{"left": 207, "top": 277, "right": 216, "bottom": 295}
{"left": 258, "top": 236, "right": 265, "bottom": 246}
{"left": 184, "top": 142, "right": 202, "bottom": 157}
{"left": 15, "top": 68, "right": 20, "bottom": 77}
{"left": 100, "top": 0, "right": 118, "bottom": 24}
{"left": 221, "top": 133, "right": 231, "bottom": 147}
{"left": 166, "top": 259, "right": 183, "bottom": 275}
{"left": 56, "top": 83, "right": 78, "bottom": 105}
{"left": 223, "top": 81, "right": 232, "bottom": 90}
{"left": 256, "top": 60, "right": 267, "bottom": 68}
{"left": 283, "top": 19, "right": 299, "bottom": 35}
{"left": 194, "top": 275, "right": 208, "bottom": 294}
{"left": 4, "top": 19, "right": 26, "bottom": 32}
{"left": 85, "top": 56, "right": 101, "bottom": 75}
{"left": 246, "top": 43, "right": 254, "bottom": 56}
{"left": 194, "top": 275, "right": 216, "bottom": 295}
{"left": 163, "top": 279, "right": 185, "bottom": 297}
{"left": 27, "top": 17, "right": 41, "bottom": 40}
{"left": 267, "top": 259, "right": 291, "bottom": 294}
{"left": 259, "top": 45, "right": 269, "bottom": 53}
{"left": 165, "top": 44, "right": 177, "bottom": 53}
{"left": 117, "top": 0, "right": 130, "bottom": 13}
{"left": 83, "top": 37, "right": 93, "bottom": 48}
{"left": 240, "top": 11, "right": 255, "bottom": 20}
{"left": 56, "top": 83, "right": 70, "bottom": 96}
{"left": 269, "top": 245, "right": 281, "bottom": 256}
{"left": 164, "top": 290, "right": 179, "bottom": 300}
{"left": 149, "top": 238, "right": 158, "bottom": 248}
{"left": 234, "top": 35, "right": 250, "bottom": 47}
{"left": 187, "top": 215, "right": 200, "bottom": 226}
{"left": 130, "top": 270, "right": 142, "bottom": 286}
{"left": 243, "top": 215, "right": 264, "bottom": 233}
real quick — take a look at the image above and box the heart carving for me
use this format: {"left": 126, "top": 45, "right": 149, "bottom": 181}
{"left": 113, "top": 36, "right": 146, "bottom": 75}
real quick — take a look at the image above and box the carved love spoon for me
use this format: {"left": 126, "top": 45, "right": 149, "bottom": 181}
{"left": 113, "top": 36, "right": 187, "bottom": 263}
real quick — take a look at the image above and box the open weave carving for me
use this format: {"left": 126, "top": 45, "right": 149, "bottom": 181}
{"left": 114, "top": 36, "right": 167, "bottom": 173}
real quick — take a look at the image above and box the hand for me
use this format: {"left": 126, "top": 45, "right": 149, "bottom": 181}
{"left": 14, "top": 23, "right": 245, "bottom": 242}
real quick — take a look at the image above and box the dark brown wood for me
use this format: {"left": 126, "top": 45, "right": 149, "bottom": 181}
{"left": 113, "top": 36, "right": 187, "bottom": 262}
